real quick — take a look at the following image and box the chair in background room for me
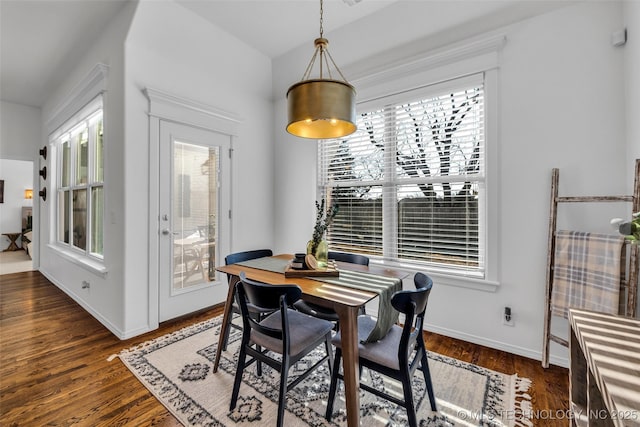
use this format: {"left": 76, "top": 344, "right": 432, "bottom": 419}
{"left": 220, "top": 249, "right": 274, "bottom": 351}
{"left": 293, "top": 251, "right": 370, "bottom": 326}
{"left": 230, "top": 272, "right": 334, "bottom": 427}
{"left": 325, "top": 272, "right": 437, "bottom": 427}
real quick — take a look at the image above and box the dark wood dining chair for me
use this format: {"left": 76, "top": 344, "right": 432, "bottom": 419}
{"left": 220, "top": 249, "right": 274, "bottom": 351}
{"left": 325, "top": 272, "right": 437, "bottom": 427}
{"left": 328, "top": 251, "right": 370, "bottom": 266}
{"left": 230, "top": 272, "right": 334, "bottom": 427}
{"left": 293, "top": 251, "right": 370, "bottom": 326}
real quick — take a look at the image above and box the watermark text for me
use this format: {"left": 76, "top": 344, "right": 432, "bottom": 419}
{"left": 455, "top": 408, "right": 639, "bottom": 422}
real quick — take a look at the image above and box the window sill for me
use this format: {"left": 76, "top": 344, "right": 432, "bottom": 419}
{"left": 371, "top": 259, "right": 499, "bottom": 292}
{"left": 422, "top": 270, "right": 499, "bottom": 292}
{"left": 47, "top": 244, "right": 108, "bottom": 278}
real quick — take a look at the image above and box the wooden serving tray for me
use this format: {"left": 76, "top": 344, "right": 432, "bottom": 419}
{"left": 284, "top": 263, "right": 340, "bottom": 278}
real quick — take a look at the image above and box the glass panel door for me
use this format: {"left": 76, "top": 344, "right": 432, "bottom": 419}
{"left": 158, "top": 121, "right": 231, "bottom": 322}
{"left": 172, "top": 142, "right": 219, "bottom": 289}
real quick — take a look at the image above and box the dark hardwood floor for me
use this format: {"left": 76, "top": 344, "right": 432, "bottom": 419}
{"left": 1, "top": 271, "right": 569, "bottom": 426}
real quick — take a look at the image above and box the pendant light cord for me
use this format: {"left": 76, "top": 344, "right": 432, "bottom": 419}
{"left": 319, "top": 0, "right": 324, "bottom": 79}
{"left": 299, "top": 0, "right": 350, "bottom": 84}
{"left": 319, "top": 0, "right": 324, "bottom": 39}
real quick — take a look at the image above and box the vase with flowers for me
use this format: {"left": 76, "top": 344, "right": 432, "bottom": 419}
{"left": 610, "top": 212, "right": 640, "bottom": 244}
{"left": 307, "top": 198, "right": 339, "bottom": 268}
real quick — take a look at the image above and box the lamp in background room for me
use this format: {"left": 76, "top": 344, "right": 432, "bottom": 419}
{"left": 24, "top": 189, "right": 33, "bottom": 200}
{"left": 286, "top": 0, "right": 356, "bottom": 139}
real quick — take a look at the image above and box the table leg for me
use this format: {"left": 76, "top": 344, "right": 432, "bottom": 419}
{"left": 335, "top": 304, "right": 361, "bottom": 427}
{"left": 213, "top": 275, "right": 239, "bottom": 373}
{"left": 3, "top": 233, "right": 20, "bottom": 252}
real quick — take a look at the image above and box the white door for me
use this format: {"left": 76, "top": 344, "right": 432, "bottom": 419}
{"left": 158, "top": 121, "right": 231, "bottom": 322}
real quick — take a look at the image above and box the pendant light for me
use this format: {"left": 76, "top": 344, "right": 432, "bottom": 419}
{"left": 286, "top": 0, "right": 356, "bottom": 139}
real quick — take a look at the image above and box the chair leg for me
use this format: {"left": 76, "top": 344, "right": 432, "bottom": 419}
{"left": 230, "top": 342, "right": 247, "bottom": 410}
{"left": 400, "top": 370, "right": 418, "bottom": 427}
{"left": 324, "top": 334, "right": 334, "bottom": 375}
{"left": 256, "top": 344, "right": 263, "bottom": 377}
{"left": 420, "top": 350, "right": 437, "bottom": 411}
{"left": 253, "top": 313, "right": 265, "bottom": 376}
{"left": 276, "top": 356, "right": 290, "bottom": 427}
{"left": 223, "top": 309, "right": 259, "bottom": 352}
{"left": 325, "top": 348, "right": 342, "bottom": 421}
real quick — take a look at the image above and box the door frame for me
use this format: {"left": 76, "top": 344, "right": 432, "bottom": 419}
{"left": 145, "top": 87, "right": 241, "bottom": 329}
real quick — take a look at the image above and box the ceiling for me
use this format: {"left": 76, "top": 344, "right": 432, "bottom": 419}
{"left": 175, "top": 0, "right": 399, "bottom": 59}
{"left": 1, "top": 0, "right": 129, "bottom": 108}
{"left": 0, "top": 0, "right": 397, "bottom": 108}
{"left": 1, "top": 0, "right": 567, "bottom": 109}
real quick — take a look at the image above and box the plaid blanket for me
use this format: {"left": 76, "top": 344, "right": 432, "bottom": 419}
{"left": 551, "top": 231, "right": 625, "bottom": 319}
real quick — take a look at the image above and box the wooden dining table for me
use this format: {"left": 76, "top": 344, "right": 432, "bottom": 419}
{"left": 214, "top": 253, "right": 409, "bottom": 427}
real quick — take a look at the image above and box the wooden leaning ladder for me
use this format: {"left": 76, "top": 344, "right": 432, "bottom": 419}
{"left": 542, "top": 159, "right": 640, "bottom": 368}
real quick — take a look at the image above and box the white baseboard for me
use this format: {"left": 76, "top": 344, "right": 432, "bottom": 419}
{"left": 120, "top": 325, "right": 155, "bottom": 340}
{"left": 425, "top": 322, "right": 570, "bottom": 369}
{"left": 34, "top": 268, "right": 573, "bottom": 365}
{"left": 39, "top": 268, "right": 153, "bottom": 340}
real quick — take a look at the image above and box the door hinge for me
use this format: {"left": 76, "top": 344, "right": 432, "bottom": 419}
{"left": 229, "top": 210, "right": 232, "bottom": 219}
{"left": 228, "top": 148, "right": 233, "bottom": 159}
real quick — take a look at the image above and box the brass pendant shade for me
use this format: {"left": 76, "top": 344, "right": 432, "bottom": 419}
{"left": 287, "top": 78, "right": 356, "bottom": 139}
{"left": 286, "top": 1, "right": 356, "bottom": 139}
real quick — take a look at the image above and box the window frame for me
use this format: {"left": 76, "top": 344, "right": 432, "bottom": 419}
{"left": 54, "top": 104, "right": 104, "bottom": 260}
{"left": 317, "top": 35, "right": 502, "bottom": 291}
{"left": 44, "top": 64, "right": 108, "bottom": 276}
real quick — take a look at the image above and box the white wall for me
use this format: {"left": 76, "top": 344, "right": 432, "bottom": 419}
{"left": 122, "top": 0, "right": 274, "bottom": 335}
{"left": 625, "top": 1, "right": 640, "bottom": 190}
{"left": 10, "top": 0, "right": 275, "bottom": 340}
{"left": 37, "top": 1, "right": 135, "bottom": 337}
{"left": 0, "top": 101, "right": 41, "bottom": 161}
{"left": 273, "top": 0, "right": 631, "bottom": 367}
{"left": 496, "top": 1, "right": 627, "bottom": 366}
{"left": 624, "top": 0, "right": 640, "bottom": 317}
{"left": 4, "top": 0, "right": 635, "bottom": 356}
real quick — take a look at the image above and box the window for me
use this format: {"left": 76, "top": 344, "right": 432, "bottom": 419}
{"left": 54, "top": 97, "right": 104, "bottom": 258}
{"left": 319, "top": 74, "right": 486, "bottom": 277}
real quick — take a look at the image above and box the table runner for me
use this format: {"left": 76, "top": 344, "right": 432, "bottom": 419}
{"left": 234, "top": 257, "right": 402, "bottom": 342}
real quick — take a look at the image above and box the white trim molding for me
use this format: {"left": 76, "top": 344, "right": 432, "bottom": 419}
{"left": 425, "top": 322, "right": 569, "bottom": 368}
{"left": 143, "top": 88, "right": 242, "bottom": 136}
{"left": 46, "top": 244, "right": 108, "bottom": 277}
{"left": 350, "top": 32, "right": 507, "bottom": 104}
{"left": 330, "top": 31, "right": 504, "bottom": 292}
{"left": 46, "top": 63, "right": 109, "bottom": 135}
{"left": 145, "top": 87, "right": 240, "bottom": 329}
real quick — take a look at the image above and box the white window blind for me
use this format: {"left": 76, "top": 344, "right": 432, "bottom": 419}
{"left": 319, "top": 74, "right": 485, "bottom": 275}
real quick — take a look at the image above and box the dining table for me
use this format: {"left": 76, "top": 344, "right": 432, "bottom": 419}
{"left": 214, "top": 253, "right": 409, "bottom": 427}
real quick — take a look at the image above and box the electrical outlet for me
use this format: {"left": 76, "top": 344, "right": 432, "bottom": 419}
{"left": 503, "top": 306, "right": 515, "bottom": 327}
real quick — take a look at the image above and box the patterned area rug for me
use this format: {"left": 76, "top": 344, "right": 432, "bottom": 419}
{"left": 117, "top": 315, "right": 532, "bottom": 427}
